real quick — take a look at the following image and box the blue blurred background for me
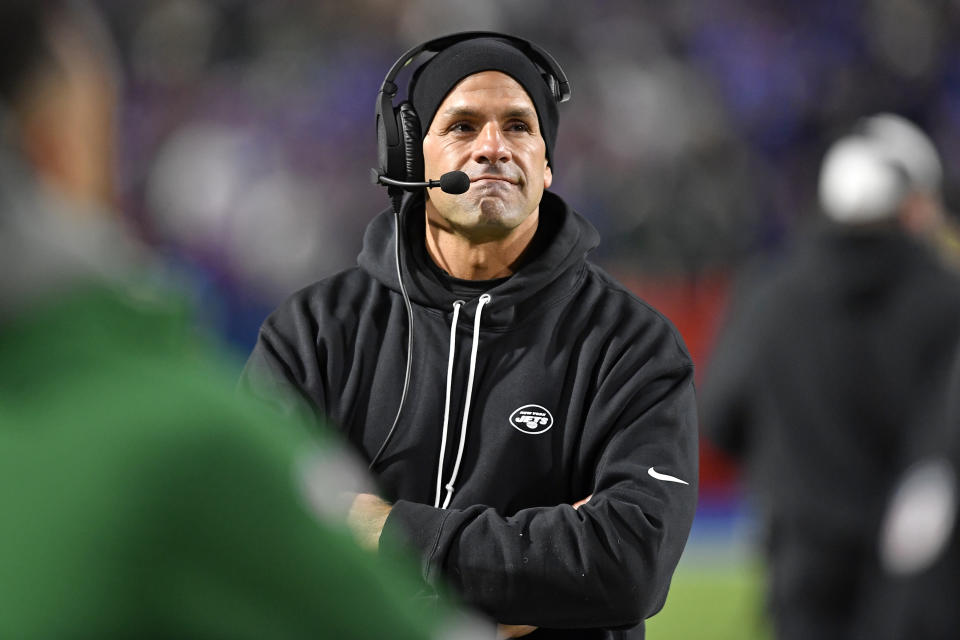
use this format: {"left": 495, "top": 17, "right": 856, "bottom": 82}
{"left": 92, "top": 2, "right": 960, "bottom": 634}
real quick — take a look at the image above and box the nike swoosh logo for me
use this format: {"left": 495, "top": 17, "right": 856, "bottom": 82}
{"left": 648, "top": 467, "right": 689, "bottom": 485}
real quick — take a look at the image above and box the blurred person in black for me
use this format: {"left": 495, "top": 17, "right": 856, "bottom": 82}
{"left": 0, "top": 2, "right": 485, "bottom": 638}
{"left": 242, "top": 32, "right": 698, "bottom": 639}
{"left": 700, "top": 113, "right": 960, "bottom": 640}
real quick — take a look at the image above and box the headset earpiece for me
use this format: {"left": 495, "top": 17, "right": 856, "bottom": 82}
{"left": 376, "top": 83, "right": 402, "bottom": 183}
{"left": 542, "top": 73, "right": 561, "bottom": 103}
{"left": 397, "top": 102, "right": 423, "bottom": 182}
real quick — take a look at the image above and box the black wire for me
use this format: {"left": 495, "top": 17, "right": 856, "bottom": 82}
{"left": 369, "top": 188, "right": 414, "bottom": 470}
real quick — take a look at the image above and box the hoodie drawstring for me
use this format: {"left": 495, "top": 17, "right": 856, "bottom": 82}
{"left": 434, "top": 294, "right": 491, "bottom": 509}
{"left": 434, "top": 300, "right": 463, "bottom": 508}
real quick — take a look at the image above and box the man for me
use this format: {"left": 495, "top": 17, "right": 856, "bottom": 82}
{"left": 243, "top": 34, "right": 699, "bottom": 638}
{"left": 0, "top": 3, "right": 483, "bottom": 638}
{"left": 701, "top": 114, "right": 960, "bottom": 640}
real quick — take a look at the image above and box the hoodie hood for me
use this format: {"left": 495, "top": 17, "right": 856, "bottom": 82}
{"left": 357, "top": 190, "right": 600, "bottom": 329}
{"left": 809, "top": 223, "right": 931, "bottom": 305}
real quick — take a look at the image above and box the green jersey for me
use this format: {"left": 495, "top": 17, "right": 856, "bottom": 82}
{"left": 0, "top": 285, "right": 469, "bottom": 638}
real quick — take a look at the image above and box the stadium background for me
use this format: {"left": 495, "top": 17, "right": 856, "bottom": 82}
{"left": 94, "top": 1, "right": 960, "bottom": 636}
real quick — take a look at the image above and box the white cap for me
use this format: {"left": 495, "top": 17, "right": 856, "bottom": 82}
{"left": 818, "top": 113, "right": 942, "bottom": 224}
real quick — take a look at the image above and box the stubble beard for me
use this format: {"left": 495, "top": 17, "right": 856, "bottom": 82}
{"left": 477, "top": 196, "right": 508, "bottom": 224}
{"left": 449, "top": 194, "right": 525, "bottom": 242}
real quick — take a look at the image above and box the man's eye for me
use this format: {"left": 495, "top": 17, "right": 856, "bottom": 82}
{"left": 449, "top": 122, "right": 474, "bottom": 133}
{"left": 507, "top": 122, "right": 531, "bottom": 132}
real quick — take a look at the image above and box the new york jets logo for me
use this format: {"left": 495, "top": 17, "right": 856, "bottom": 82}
{"left": 509, "top": 404, "right": 554, "bottom": 435}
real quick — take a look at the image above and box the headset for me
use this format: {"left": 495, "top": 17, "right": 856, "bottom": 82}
{"left": 374, "top": 31, "right": 571, "bottom": 194}
{"left": 367, "top": 32, "right": 570, "bottom": 471}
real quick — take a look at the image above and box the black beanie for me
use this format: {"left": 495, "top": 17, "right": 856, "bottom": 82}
{"left": 410, "top": 37, "right": 560, "bottom": 167}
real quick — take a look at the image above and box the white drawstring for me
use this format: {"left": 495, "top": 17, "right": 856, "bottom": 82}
{"left": 434, "top": 300, "right": 464, "bottom": 508}
{"left": 441, "top": 293, "right": 491, "bottom": 509}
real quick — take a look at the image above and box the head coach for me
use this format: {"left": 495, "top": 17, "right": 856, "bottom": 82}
{"left": 242, "top": 32, "right": 698, "bottom": 639}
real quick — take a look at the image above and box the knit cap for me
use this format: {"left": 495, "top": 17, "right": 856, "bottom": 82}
{"left": 410, "top": 37, "right": 560, "bottom": 166}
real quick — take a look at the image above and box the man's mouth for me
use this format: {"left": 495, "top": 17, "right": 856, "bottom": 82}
{"left": 471, "top": 176, "right": 516, "bottom": 185}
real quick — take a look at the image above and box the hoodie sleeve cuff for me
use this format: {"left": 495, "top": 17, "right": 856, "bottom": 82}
{"left": 383, "top": 500, "right": 454, "bottom": 583}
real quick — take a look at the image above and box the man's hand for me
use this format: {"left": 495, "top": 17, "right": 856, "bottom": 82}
{"left": 346, "top": 493, "right": 392, "bottom": 552}
{"left": 573, "top": 494, "right": 593, "bottom": 510}
{"left": 497, "top": 624, "right": 538, "bottom": 638}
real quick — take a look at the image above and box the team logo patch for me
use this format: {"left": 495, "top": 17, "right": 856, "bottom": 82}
{"left": 509, "top": 404, "right": 554, "bottom": 435}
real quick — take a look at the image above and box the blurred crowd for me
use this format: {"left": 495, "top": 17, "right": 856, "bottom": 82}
{"left": 94, "top": 0, "right": 960, "bottom": 348}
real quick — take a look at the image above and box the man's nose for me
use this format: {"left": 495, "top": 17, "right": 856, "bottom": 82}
{"left": 471, "top": 122, "right": 511, "bottom": 165}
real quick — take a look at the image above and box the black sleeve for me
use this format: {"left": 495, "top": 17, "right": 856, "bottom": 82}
{"left": 383, "top": 362, "right": 699, "bottom": 629}
{"left": 239, "top": 311, "right": 326, "bottom": 427}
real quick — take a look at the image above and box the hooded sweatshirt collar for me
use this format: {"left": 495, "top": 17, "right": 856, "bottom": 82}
{"left": 357, "top": 190, "right": 600, "bottom": 328}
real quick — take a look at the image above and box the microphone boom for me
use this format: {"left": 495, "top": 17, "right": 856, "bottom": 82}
{"left": 374, "top": 169, "right": 470, "bottom": 194}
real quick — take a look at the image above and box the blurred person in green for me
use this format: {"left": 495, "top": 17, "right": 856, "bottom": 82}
{"left": 0, "top": 1, "right": 487, "bottom": 638}
{"left": 701, "top": 113, "right": 960, "bottom": 640}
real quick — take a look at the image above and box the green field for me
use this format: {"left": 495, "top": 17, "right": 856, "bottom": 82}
{"left": 646, "top": 558, "right": 771, "bottom": 640}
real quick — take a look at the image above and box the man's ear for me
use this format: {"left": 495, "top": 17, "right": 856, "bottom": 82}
{"left": 543, "top": 161, "right": 553, "bottom": 189}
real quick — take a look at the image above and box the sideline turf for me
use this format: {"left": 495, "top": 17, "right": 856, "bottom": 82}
{"left": 647, "top": 560, "right": 771, "bottom": 640}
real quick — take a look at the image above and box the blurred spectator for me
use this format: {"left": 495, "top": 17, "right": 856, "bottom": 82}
{"left": 700, "top": 114, "right": 960, "bottom": 640}
{"left": 0, "top": 1, "right": 486, "bottom": 637}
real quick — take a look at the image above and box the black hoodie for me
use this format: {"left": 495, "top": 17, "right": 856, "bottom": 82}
{"left": 242, "top": 191, "right": 698, "bottom": 638}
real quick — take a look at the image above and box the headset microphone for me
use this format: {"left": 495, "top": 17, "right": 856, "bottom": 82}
{"left": 368, "top": 31, "right": 569, "bottom": 472}
{"left": 371, "top": 169, "right": 471, "bottom": 195}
